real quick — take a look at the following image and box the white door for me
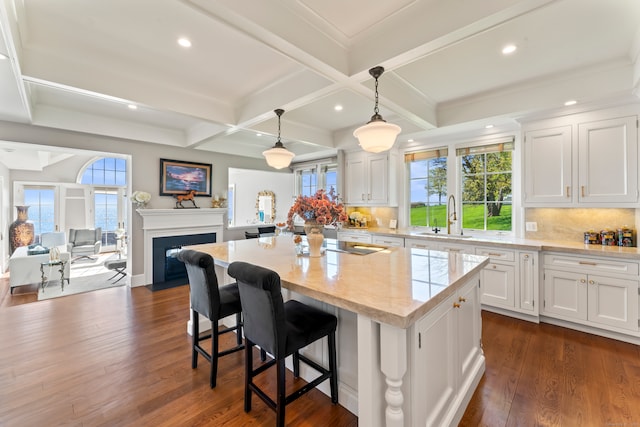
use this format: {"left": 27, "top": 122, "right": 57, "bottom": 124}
{"left": 480, "top": 263, "right": 515, "bottom": 308}
{"left": 543, "top": 270, "right": 587, "bottom": 321}
{"left": 523, "top": 125, "right": 572, "bottom": 204}
{"left": 578, "top": 116, "right": 638, "bottom": 203}
{"left": 587, "top": 274, "right": 639, "bottom": 332}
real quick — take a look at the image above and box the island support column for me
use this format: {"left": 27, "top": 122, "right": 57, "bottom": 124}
{"left": 358, "top": 315, "right": 408, "bottom": 427}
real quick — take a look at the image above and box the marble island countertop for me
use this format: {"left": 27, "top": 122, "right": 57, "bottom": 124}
{"left": 340, "top": 226, "right": 640, "bottom": 260}
{"left": 186, "top": 237, "right": 489, "bottom": 329}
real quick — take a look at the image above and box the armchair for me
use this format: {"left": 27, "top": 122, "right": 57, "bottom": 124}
{"left": 67, "top": 228, "right": 102, "bottom": 262}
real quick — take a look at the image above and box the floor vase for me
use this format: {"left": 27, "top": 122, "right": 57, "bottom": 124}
{"left": 9, "top": 205, "right": 34, "bottom": 255}
{"left": 304, "top": 221, "right": 324, "bottom": 257}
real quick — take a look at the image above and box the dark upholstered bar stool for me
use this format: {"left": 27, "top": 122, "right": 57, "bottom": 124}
{"left": 257, "top": 225, "right": 276, "bottom": 236}
{"left": 245, "top": 231, "right": 259, "bottom": 239}
{"left": 227, "top": 261, "right": 338, "bottom": 427}
{"left": 177, "top": 249, "right": 244, "bottom": 388}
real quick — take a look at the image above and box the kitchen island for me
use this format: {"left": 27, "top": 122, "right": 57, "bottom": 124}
{"left": 187, "top": 236, "right": 489, "bottom": 427}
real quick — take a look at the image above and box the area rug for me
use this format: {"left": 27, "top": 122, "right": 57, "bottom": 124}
{"left": 38, "top": 271, "right": 125, "bottom": 300}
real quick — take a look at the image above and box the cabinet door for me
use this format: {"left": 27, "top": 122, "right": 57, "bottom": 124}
{"left": 405, "top": 239, "right": 437, "bottom": 250}
{"left": 578, "top": 116, "right": 638, "bottom": 203}
{"left": 523, "top": 126, "right": 572, "bottom": 204}
{"left": 412, "top": 294, "right": 457, "bottom": 427}
{"left": 479, "top": 263, "right": 515, "bottom": 308}
{"left": 543, "top": 270, "right": 587, "bottom": 321}
{"left": 371, "top": 235, "right": 404, "bottom": 247}
{"left": 587, "top": 274, "right": 639, "bottom": 332}
{"left": 345, "top": 153, "right": 366, "bottom": 204}
{"left": 519, "top": 252, "right": 537, "bottom": 313}
{"left": 367, "top": 153, "right": 388, "bottom": 204}
{"left": 456, "top": 279, "right": 482, "bottom": 389}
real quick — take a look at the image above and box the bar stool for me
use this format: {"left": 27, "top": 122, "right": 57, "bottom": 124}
{"left": 227, "top": 261, "right": 338, "bottom": 427}
{"left": 177, "top": 249, "right": 244, "bottom": 388}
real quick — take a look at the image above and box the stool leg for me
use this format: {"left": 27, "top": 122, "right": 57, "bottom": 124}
{"left": 235, "top": 312, "right": 243, "bottom": 346}
{"left": 328, "top": 331, "right": 338, "bottom": 404}
{"left": 276, "top": 358, "right": 286, "bottom": 427}
{"left": 244, "top": 339, "right": 254, "bottom": 413}
{"left": 192, "top": 309, "right": 199, "bottom": 369}
{"left": 211, "top": 321, "right": 218, "bottom": 388}
{"left": 293, "top": 351, "right": 300, "bottom": 378}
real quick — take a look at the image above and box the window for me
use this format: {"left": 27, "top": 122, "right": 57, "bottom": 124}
{"left": 405, "top": 149, "right": 448, "bottom": 228}
{"left": 81, "top": 157, "right": 126, "bottom": 186}
{"left": 80, "top": 157, "right": 127, "bottom": 248}
{"left": 293, "top": 159, "right": 339, "bottom": 197}
{"left": 457, "top": 140, "right": 513, "bottom": 231}
{"left": 24, "top": 187, "right": 56, "bottom": 242}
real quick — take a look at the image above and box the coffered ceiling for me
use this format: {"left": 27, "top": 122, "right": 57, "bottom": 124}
{"left": 0, "top": 0, "right": 639, "bottom": 167}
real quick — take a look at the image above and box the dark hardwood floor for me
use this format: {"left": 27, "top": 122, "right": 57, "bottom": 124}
{"left": 1, "top": 277, "right": 639, "bottom": 426}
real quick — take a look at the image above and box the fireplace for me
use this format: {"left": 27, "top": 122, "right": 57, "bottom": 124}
{"left": 151, "top": 232, "right": 216, "bottom": 290}
{"left": 138, "top": 208, "right": 226, "bottom": 288}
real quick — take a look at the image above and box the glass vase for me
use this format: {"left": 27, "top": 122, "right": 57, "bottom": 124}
{"left": 304, "top": 220, "right": 324, "bottom": 257}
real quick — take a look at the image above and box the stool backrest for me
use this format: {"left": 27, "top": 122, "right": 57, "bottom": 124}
{"left": 177, "top": 249, "right": 221, "bottom": 321}
{"left": 227, "top": 261, "right": 285, "bottom": 357}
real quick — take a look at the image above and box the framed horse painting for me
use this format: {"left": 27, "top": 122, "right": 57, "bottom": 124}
{"left": 160, "top": 158, "right": 212, "bottom": 197}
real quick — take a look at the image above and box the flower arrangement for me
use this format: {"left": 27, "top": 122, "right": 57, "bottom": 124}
{"left": 131, "top": 190, "right": 151, "bottom": 208}
{"left": 286, "top": 188, "right": 348, "bottom": 229}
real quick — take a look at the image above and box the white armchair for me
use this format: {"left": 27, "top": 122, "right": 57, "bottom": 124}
{"left": 67, "top": 228, "right": 102, "bottom": 262}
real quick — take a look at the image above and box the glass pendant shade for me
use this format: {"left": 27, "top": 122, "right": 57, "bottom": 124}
{"left": 263, "top": 108, "right": 294, "bottom": 169}
{"left": 262, "top": 144, "right": 295, "bottom": 169}
{"left": 354, "top": 119, "right": 401, "bottom": 153}
{"left": 354, "top": 66, "right": 401, "bottom": 153}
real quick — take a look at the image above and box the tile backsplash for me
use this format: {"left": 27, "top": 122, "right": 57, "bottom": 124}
{"left": 345, "top": 207, "right": 398, "bottom": 228}
{"left": 525, "top": 208, "right": 638, "bottom": 242}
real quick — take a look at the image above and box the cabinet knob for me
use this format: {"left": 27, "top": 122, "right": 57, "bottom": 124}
{"left": 453, "top": 302, "right": 461, "bottom": 309}
{"left": 523, "top": 254, "right": 529, "bottom": 259}
{"left": 580, "top": 278, "right": 586, "bottom": 284}
{"left": 588, "top": 279, "right": 595, "bottom": 285}
{"left": 492, "top": 264, "right": 497, "bottom": 269}
{"left": 458, "top": 297, "right": 466, "bottom": 303}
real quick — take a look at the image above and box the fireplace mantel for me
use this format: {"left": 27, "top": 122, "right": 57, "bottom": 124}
{"left": 138, "top": 208, "right": 226, "bottom": 285}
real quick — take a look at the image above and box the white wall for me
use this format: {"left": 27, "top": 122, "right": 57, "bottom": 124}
{"left": 228, "top": 167, "right": 294, "bottom": 227}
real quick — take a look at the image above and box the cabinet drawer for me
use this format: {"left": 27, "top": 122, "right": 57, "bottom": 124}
{"left": 372, "top": 235, "right": 404, "bottom": 247}
{"left": 405, "top": 239, "right": 437, "bottom": 250}
{"left": 543, "top": 253, "right": 639, "bottom": 276}
{"left": 337, "top": 231, "right": 372, "bottom": 244}
{"left": 475, "top": 247, "right": 515, "bottom": 262}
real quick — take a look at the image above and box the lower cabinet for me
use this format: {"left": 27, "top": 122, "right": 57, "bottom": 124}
{"left": 476, "top": 247, "right": 539, "bottom": 316}
{"left": 411, "top": 275, "right": 483, "bottom": 426}
{"left": 543, "top": 253, "right": 639, "bottom": 334}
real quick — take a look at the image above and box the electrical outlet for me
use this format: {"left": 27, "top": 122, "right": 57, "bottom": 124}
{"left": 525, "top": 222, "right": 538, "bottom": 232}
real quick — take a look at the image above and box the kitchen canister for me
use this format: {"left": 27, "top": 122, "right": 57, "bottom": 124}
{"left": 584, "top": 230, "right": 600, "bottom": 245}
{"left": 600, "top": 229, "right": 616, "bottom": 246}
{"left": 617, "top": 226, "right": 635, "bottom": 247}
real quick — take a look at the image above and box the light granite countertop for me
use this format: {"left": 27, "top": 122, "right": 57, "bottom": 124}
{"left": 340, "top": 227, "right": 640, "bottom": 260}
{"left": 186, "top": 237, "right": 489, "bottom": 329}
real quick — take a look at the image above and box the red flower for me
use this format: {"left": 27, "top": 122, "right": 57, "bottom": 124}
{"left": 286, "top": 188, "right": 346, "bottom": 229}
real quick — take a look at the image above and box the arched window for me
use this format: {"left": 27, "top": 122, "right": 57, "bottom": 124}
{"left": 80, "top": 157, "right": 126, "bottom": 185}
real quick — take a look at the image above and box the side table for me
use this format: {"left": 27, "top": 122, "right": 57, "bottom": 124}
{"left": 40, "top": 260, "right": 68, "bottom": 292}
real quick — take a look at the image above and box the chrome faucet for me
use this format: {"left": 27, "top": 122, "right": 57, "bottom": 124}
{"left": 447, "top": 194, "right": 457, "bottom": 234}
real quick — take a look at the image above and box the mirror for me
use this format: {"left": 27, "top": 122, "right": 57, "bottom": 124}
{"left": 256, "top": 190, "right": 276, "bottom": 223}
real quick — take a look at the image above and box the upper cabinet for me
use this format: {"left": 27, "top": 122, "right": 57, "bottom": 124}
{"left": 344, "top": 151, "right": 397, "bottom": 206}
{"left": 523, "top": 111, "right": 638, "bottom": 207}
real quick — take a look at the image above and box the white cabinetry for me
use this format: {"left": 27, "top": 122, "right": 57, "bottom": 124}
{"left": 475, "top": 247, "right": 539, "bottom": 317}
{"left": 371, "top": 235, "right": 404, "bottom": 247}
{"left": 543, "top": 253, "right": 639, "bottom": 335}
{"left": 405, "top": 238, "right": 438, "bottom": 250}
{"left": 336, "top": 231, "right": 371, "bottom": 244}
{"left": 523, "top": 113, "right": 638, "bottom": 206}
{"left": 411, "top": 275, "right": 482, "bottom": 427}
{"left": 344, "top": 151, "right": 397, "bottom": 206}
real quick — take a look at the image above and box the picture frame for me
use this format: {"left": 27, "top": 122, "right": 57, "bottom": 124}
{"left": 160, "top": 158, "right": 212, "bottom": 197}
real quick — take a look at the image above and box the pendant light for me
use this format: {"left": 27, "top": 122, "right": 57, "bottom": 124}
{"left": 353, "top": 66, "right": 401, "bottom": 153}
{"left": 263, "top": 108, "right": 295, "bottom": 169}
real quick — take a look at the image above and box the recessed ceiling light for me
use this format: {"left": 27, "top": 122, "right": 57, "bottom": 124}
{"left": 128, "top": 104, "right": 137, "bottom": 110}
{"left": 485, "top": 124, "right": 494, "bottom": 129}
{"left": 256, "top": 133, "right": 262, "bottom": 137}
{"left": 407, "top": 139, "right": 414, "bottom": 143}
{"left": 178, "top": 38, "right": 192, "bottom": 48}
{"left": 502, "top": 44, "right": 517, "bottom": 55}
{"left": 564, "top": 100, "right": 577, "bottom": 106}
{"left": 334, "top": 105, "right": 343, "bottom": 112}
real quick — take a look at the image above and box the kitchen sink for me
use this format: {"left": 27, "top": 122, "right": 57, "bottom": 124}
{"left": 414, "top": 232, "right": 473, "bottom": 238}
